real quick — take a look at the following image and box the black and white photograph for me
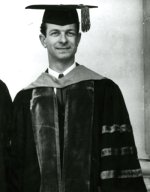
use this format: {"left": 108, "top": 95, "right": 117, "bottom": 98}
{"left": 0, "top": 0, "right": 149, "bottom": 191}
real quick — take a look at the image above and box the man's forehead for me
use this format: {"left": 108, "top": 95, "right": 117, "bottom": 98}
{"left": 46, "top": 23, "right": 77, "bottom": 31}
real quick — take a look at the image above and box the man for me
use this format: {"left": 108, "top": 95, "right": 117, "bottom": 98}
{"left": 0, "top": 80, "right": 12, "bottom": 192}
{"left": 11, "top": 4, "right": 147, "bottom": 192}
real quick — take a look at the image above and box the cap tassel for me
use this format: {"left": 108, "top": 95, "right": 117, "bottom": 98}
{"left": 81, "top": 6, "right": 90, "bottom": 32}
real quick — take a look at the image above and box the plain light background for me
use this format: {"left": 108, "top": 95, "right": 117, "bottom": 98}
{"left": 0, "top": 0, "right": 146, "bottom": 158}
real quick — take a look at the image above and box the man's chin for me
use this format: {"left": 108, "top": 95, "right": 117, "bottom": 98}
{"left": 56, "top": 53, "right": 73, "bottom": 60}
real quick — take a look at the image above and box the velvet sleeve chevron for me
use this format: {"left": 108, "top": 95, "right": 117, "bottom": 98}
{"left": 95, "top": 79, "right": 147, "bottom": 192}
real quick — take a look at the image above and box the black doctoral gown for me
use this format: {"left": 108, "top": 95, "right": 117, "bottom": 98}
{"left": 11, "top": 65, "right": 147, "bottom": 192}
{"left": 0, "top": 80, "right": 12, "bottom": 192}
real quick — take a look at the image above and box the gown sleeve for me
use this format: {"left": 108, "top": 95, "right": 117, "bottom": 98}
{"left": 96, "top": 79, "right": 147, "bottom": 192}
{"left": 10, "top": 90, "right": 40, "bottom": 192}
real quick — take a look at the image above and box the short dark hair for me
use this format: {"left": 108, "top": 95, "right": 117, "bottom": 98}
{"left": 40, "top": 22, "right": 80, "bottom": 36}
{"left": 40, "top": 23, "right": 47, "bottom": 36}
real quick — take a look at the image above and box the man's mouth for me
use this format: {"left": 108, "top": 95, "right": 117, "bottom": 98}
{"left": 56, "top": 47, "right": 70, "bottom": 50}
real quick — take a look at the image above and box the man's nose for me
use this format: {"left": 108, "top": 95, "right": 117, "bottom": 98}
{"left": 59, "top": 33, "right": 67, "bottom": 43}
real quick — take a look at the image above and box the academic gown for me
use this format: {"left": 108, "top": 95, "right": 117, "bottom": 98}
{"left": 0, "top": 80, "right": 12, "bottom": 192}
{"left": 11, "top": 65, "right": 147, "bottom": 192}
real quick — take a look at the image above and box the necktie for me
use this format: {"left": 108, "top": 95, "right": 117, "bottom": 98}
{"left": 58, "top": 73, "right": 64, "bottom": 79}
{"left": 57, "top": 74, "right": 64, "bottom": 172}
{"left": 57, "top": 73, "right": 64, "bottom": 106}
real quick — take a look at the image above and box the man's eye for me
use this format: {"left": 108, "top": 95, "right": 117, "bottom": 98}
{"left": 67, "top": 31, "right": 77, "bottom": 37}
{"left": 50, "top": 31, "right": 59, "bottom": 36}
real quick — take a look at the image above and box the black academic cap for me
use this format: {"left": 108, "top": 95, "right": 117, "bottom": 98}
{"left": 25, "top": 4, "right": 98, "bottom": 32}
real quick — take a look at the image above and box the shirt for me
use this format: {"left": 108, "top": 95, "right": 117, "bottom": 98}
{"left": 48, "top": 63, "right": 76, "bottom": 93}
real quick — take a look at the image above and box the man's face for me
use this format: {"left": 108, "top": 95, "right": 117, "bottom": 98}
{"left": 40, "top": 23, "right": 81, "bottom": 62}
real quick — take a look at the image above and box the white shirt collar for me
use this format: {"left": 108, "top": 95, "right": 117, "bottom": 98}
{"left": 48, "top": 62, "right": 76, "bottom": 79}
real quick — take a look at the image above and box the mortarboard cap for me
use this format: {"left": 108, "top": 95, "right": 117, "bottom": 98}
{"left": 25, "top": 4, "right": 98, "bottom": 32}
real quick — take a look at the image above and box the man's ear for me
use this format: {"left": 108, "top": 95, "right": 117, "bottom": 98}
{"left": 77, "top": 32, "right": 81, "bottom": 46}
{"left": 39, "top": 34, "right": 47, "bottom": 48}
